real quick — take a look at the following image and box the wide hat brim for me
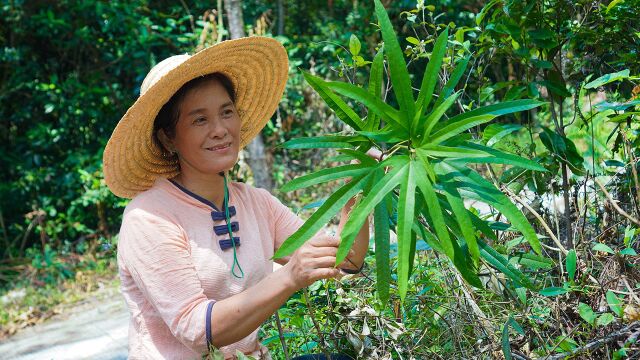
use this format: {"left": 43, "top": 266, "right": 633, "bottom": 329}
{"left": 103, "top": 37, "right": 288, "bottom": 199}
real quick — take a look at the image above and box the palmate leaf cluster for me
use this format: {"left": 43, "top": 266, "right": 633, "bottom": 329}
{"left": 274, "top": 0, "right": 548, "bottom": 302}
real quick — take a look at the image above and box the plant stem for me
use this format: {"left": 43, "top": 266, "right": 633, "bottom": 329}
{"left": 595, "top": 178, "right": 640, "bottom": 226}
{"left": 549, "top": 95, "right": 574, "bottom": 250}
{"left": 622, "top": 131, "right": 640, "bottom": 217}
{"left": 274, "top": 312, "right": 290, "bottom": 360}
{"left": 0, "top": 207, "right": 9, "bottom": 259}
{"left": 302, "top": 287, "right": 331, "bottom": 359}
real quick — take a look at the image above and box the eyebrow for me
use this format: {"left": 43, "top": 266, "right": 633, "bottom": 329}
{"left": 186, "top": 102, "right": 234, "bottom": 116}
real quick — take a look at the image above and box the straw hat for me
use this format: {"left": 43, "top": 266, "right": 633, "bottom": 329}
{"left": 103, "top": 37, "right": 289, "bottom": 198}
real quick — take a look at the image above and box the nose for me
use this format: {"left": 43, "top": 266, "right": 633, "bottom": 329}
{"left": 207, "top": 118, "right": 228, "bottom": 139}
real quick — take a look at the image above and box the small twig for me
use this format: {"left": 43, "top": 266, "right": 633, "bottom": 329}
{"left": 178, "top": 0, "right": 196, "bottom": 34}
{"left": 507, "top": 190, "right": 567, "bottom": 254}
{"left": 595, "top": 178, "right": 640, "bottom": 226}
{"left": 622, "top": 276, "right": 640, "bottom": 305}
{"left": 513, "top": 351, "right": 532, "bottom": 360}
{"left": 541, "top": 321, "right": 640, "bottom": 360}
{"left": 540, "top": 242, "right": 563, "bottom": 253}
{"left": 453, "top": 272, "right": 495, "bottom": 335}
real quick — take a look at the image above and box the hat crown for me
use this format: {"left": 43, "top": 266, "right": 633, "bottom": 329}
{"left": 140, "top": 54, "right": 191, "bottom": 96}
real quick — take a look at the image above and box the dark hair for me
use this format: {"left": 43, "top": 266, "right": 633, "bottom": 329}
{"left": 153, "top": 72, "right": 236, "bottom": 151}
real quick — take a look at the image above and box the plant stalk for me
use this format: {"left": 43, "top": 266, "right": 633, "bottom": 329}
{"left": 302, "top": 287, "right": 331, "bottom": 360}
{"left": 274, "top": 311, "right": 290, "bottom": 360}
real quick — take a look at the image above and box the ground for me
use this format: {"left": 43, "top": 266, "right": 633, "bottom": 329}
{"left": 0, "top": 284, "right": 128, "bottom": 360}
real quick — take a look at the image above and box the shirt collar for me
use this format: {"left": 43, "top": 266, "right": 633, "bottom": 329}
{"left": 155, "top": 177, "right": 233, "bottom": 212}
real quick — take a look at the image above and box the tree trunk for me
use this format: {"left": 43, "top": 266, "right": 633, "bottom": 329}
{"left": 224, "top": 0, "right": 274, "bottom": 191}
{"left": 276, "top": 0, "right": 284, "bottom": 36}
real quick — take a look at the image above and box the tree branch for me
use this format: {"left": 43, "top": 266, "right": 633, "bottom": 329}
{"left": 595, "top": 178, "right": 640, "bottom": 226}
{"left": 541, "top": 321, "right": 640, "bottom": 360}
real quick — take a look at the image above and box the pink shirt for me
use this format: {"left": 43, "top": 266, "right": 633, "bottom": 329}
{"left": 117, "top": 178, "right": 302, "bottom": 359}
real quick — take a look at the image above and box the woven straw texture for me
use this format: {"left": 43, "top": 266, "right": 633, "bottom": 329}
{"left": 103, "top": 37, "right": 288, "bottom": 198}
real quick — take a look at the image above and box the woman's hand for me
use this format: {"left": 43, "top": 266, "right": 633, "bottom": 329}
{"left": 283, "top": 235, "right": 352, "bottom": 289}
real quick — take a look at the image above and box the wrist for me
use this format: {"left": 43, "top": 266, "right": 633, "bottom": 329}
{"left": 278, "top": 262, "right": 301, "bottom": 293}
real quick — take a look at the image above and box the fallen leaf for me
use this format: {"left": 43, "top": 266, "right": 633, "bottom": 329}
{"left": 624, "top": 304, "right": 640, "bottom": 322}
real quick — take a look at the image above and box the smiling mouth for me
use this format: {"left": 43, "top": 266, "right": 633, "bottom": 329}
{"left": 205, "top": 142, "right": 231, "bottom": 151}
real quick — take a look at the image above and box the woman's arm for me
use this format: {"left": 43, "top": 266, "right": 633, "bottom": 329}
{"left": 121, "top": 205, "right": 349, "bottom": 352}
{"left": 336, "top": 196, "right": 369, "bottom": 272}
{"left": 210, "top": 235, "right": 348, "bottom": 347}
{"left": 335, "top": 147, "right": 383, "bottom": 272}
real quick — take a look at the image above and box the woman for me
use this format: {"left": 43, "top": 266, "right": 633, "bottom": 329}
{"left": 103, "top": 37, "right": 369, "bottom": 359}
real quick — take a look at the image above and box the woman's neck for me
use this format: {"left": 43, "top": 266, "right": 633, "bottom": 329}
{"left": 173, "top": 171, "right": 226, "bottom": 209}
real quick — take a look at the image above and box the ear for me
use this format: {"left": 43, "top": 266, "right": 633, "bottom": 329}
{"left": 157, "top": 129, "right": 175, "bottom": 153}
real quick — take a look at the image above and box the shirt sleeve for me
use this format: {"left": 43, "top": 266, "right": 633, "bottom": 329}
{"left": 118, "top": 207, "right": 211, "bottom": 354}
{"left": 257, "top": 189, "right": 304, "bottom": 253}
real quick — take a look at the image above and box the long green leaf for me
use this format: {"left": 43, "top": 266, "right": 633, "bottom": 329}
{"left": 433, "top": 56, "right": 470, "bottom": 109}
{"left": 418, "top": 145, "right": 489, "bottom": 159}
{"left": 414, "top": 222, "right": 443, "bottom": 252}
{"left": 374, "top": 0, "right": 415, "bottom": 124}
{"left": 442, "top": 99, "right": 545, "bottom": 126}
{"left": 443, "top": 184, "right": 479, "bottom": 261}
{"left": 338, "top": 158, "right": 410, "bottom": 264}
{"left": 478, "top": 239, "right": 536, "bottom": 289}
{"left": 303, "top": 72, "right": 364, "bottom": 130}
{"left": 584, "top": 69, "right": 630, "bottom": 89}
{"left": 374, "top": 195, "right": 391, "bottom": 303}
{"left": 428, "top": 114, "right": 495, "bottom": 144}
{"left": 426, "top": 203, "right": 483, "bottom": 287}
{"left": 450, "top": 142, "right": 547, "bottom": 171}
{"left": 440, "top": 163, "right": 542, "bottom": 254}
{"left": 280, "top": 163, "right": 371, "bottom": 192}
{"left": 327, "top": 81, "right": 407, "bottom": 133}
{"left": 414, "top": 29, "right": 449, "bottom": 130}
{"left": 469, "top": 210, "right": 498, "bottom": 241}
{"left": 366, "top": 47, "right": 385, "bottom": 131}
{"left": 357, "top": 126, "right": 404, "bottom": 143}
{"left": 502, "top": 318, "right": 513, "bottom": 360}
{"left": 336, "top": 149, "right": 378, "bottom": 167}
{"left": 566, "top": 249, "right": 577, "bottom": 281}
{"left": 413, "top": 159, "right": 454, "bottom": 259}
{"left": 421, "top": 90, "right": 462, "bottom": 141}
{"left": 274, "top": 173, "right": 370, "bottom": 259}
{"left": 281, "top": 135, "right": 366, "bottom": 149}
{"left": 397, "top": 161, "right": 416, "bottom": 301}
{"left": 509, "top": 253, "right": 554, "bottom": 270}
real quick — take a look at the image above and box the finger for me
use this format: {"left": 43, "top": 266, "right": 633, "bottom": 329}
{"left": 366, "top": 147, "right": 383, "bottom": 161}
{"left": 310, "top": 235, "right": 340, "bottom": 248}
{"left": 305, "top": 247, "right": 338, "bottom": 258}
{"left": 310, "top": 256, "right": 338, "bottom": 268}
{"left": 310, "top": 268, "right": 341, "bottom": 281}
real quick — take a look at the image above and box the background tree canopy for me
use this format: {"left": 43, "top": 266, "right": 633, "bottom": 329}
{"left": 1, "top": 0, "right": 640, "bottom": 358}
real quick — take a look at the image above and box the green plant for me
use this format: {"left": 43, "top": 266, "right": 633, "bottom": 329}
{"left": 274, "top": 0, "right": 548, "bottom": 302}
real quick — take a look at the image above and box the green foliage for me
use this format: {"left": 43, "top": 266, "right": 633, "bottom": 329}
{"left": 502, "top": 316, "right": 525, "bottom": 360}
{"left": 2, "top": 0, "right": 639, "bottom": 358}
{"left": 606, "top": 290, "right": 624, "bottom": 317}
{"left": 276, "top": 0, "right": 548, "bottom": 302}
{"left": 566, "top": 249, "right": 577, "bottom": 282}
{"left": 0, "top": 0, "right": 202, "bottom": 269}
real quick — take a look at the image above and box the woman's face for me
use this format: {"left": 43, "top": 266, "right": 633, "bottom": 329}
{"left": 168, "top": 79, "right": 241, "bottom": 178}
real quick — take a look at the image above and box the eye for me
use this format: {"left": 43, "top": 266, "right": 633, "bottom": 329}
{"left": 222, "top": 108, "right": 235, "bottom": 118}
{"left": 192, "top": 116, "right": 207, "bottom": 125}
